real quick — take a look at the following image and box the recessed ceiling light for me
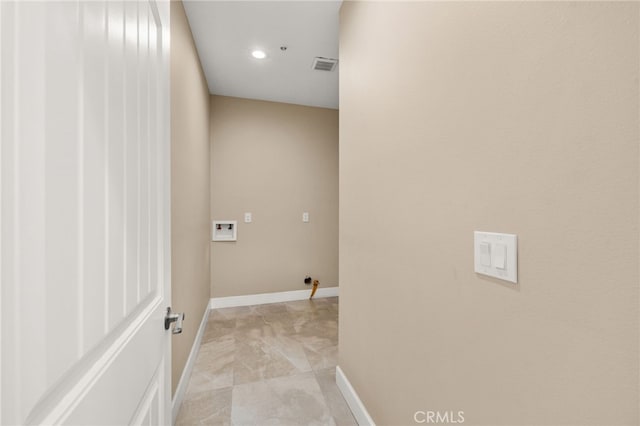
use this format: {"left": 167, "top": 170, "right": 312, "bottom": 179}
{"left": 252, "top": 50, "right": 266, "bottom": 59}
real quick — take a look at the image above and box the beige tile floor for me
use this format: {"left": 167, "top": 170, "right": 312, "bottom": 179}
{"left": 176, "top": 297, "right": 357, "bottom": 426}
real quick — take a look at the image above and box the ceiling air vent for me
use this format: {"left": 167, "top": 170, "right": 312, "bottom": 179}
{"left": 312, "top": 57, "right": 338, "bottom": 72}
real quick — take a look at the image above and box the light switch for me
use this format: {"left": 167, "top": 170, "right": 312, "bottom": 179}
{"left": 493, "top": 243, "right": 506, "bottom": 270}
{"left": 479, "top": 242, "right": 491, "bottom": 266}
{"left": 474, "top": 231, "right": 518, "bottom": 283}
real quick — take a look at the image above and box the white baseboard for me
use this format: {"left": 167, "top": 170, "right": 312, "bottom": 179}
{"left": 336, "top": 365, "right": 376, "bottom": 426}
{"left": 171, "top": 304, "right": 211, "bottom": 425}
{"left": 209, "top": 286, "right": 339, "bottom": 309}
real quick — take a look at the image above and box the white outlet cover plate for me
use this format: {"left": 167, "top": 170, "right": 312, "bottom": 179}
{"left": 474, "top": 231, "right": 517, "bottom": 283}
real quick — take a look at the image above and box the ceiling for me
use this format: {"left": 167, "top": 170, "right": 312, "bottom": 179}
{"left": 183, "top": 1, "right": 341, "bottom": 110}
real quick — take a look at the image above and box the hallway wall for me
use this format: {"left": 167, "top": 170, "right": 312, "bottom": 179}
{"left": 210, "top": 96, "right": 338, "bottom": 297}
{"left": 339, "top": 2, "right": 639, "bottom": 425}
{"left": 170, "top": 0, "right": 211, "bottom": 395}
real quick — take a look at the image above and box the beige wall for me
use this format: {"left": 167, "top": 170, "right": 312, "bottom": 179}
{"left": 210, "top": 96, "right": 338, "bottom": 297}
{"left": 339, "top": 2, "right": 639, "bottom": 425}
{"left": 170, "top": 0, "right": 211, "bottom": 395}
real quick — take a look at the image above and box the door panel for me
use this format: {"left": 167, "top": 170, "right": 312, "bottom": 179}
{"left": 0, "top": 1, "right": 171, "bottom": 424}
{"left": 107, "top": 0, "right": 126, "bottom": 333}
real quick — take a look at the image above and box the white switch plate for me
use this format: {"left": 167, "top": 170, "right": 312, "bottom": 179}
{"left": 474, "top": 231, "right": 517, "bottom": 283}
{"left": 302, "top": 212, "right": 309, "bottom": 223}
{"left": 244, "top": 212, "right": 252, "bottom": 223}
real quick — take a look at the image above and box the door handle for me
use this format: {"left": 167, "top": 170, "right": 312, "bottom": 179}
{"left": 164, "top": 307, "right": 184, "bottom": 334}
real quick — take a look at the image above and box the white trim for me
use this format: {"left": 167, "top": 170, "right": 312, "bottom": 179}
{"left": 171, "top": 304, "right": 211, "bottom": 425}
{"left": 209, "top": 286, "right": 339, "bottom": 309}
{"left": 336, "top": 365, "right": 376, "bottom": 426}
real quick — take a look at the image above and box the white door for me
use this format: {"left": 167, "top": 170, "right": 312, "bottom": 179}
{"left": 1, "top": 1, "right": 172, "bottom": 424}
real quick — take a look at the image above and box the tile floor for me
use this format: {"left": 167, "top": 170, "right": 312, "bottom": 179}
{"left": 176, "top": 297, "right": 357, "bottom": 426}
